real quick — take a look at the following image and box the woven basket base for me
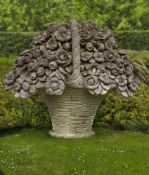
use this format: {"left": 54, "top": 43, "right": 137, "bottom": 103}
{"left": 49, "top": 130, "right": 95, "bottom": 138}
{"left": 38, "top": 87, "right": 103, "bottom": 138}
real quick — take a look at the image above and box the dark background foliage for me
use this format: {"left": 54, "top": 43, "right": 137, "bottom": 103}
{"left": 0, "top": 0, "right": 148, "bottom": 32}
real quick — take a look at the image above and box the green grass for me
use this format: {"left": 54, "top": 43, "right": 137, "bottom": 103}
{"left": 0, "top": 128, "right": 149, "bottom": 175}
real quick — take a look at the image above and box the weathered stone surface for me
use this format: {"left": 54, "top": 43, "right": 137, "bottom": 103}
{"left": 4, "top": 19, "right": 141, "bottom": 138}
{"left": 38, "top": 87, "right": 103, "bottom": 138}
{"left": 4, "top": 20, "right": 140, "bottom": 98}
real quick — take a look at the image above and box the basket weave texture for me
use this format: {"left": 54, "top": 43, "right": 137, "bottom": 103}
{"left": 39, "top": 87, "right": 103, "bottom": 138}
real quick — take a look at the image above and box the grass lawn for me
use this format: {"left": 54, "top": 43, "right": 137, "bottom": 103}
{"left": 0, "top": 128, "right": 149, "bottom": 175}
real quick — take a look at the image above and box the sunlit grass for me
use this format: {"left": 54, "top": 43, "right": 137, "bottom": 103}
{"left": 0, "top": 128, "right": 149, "bottom": 175}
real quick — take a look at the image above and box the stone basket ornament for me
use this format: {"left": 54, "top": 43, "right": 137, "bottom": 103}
{"left": 4, "top": 19, "right": 140, "bottom": 138}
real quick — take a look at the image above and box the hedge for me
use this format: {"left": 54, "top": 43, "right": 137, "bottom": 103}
{"left": 115, "top": 30, "right": 149, "bottom": 51}
{"left": 0, "top": 32, "right": 36, "bottom": 56}
{"left": 0, "top": 30, "right": 149, "bottom": 56}
{"left": 0, "top": 78, "right": 149, "bottom": 132}
{"left": 0, "top": 81, "right": 51, "bottom": 130}
{"left": 94, "top": 84, "right": 149, "bottom": 132}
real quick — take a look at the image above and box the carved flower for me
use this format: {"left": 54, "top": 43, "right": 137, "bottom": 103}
{"left": 14, "top": 82, "right": 21, "bottom": 92}
{"left": 46, "top": 36, "right": 58, "bottom": 50}
{"left": 97, "top": 43, "right": 105, "bottom": 51}
{"left": 105, "top": 37, "right": 118, "bottom": 49}
{"left": 85, "top": 75, "right": 99, "bottom": 90}
{"left": 37, "top": 66, "right": 45, "bottom": 77}
{"left": 63, "top": 42, "right": 71, "bottom": 51}
{"left": 56, "top": 50, "right": 72, "bottom": 66}
{"left": 22, "top": 81, "right": 30, "bottom": 92}
{"left": 85, "top": 42, "right": 94, "bottom": 51}
{"left": 105, "top": 62, "right": 117, "bottom": 70}
{"left": 30, "top": 72, "right": 37, "bottom": 80}
{"left": 40, "top": 59, "right": 49, "bottom": 67}
{"left": 80, "top": 29, "right": 92, "bottom": 42}
{"left": 28, "top": 60, "right": 39, "bottom": 72}
{"left": 104, "top": 51, "right": 116, "bottom": 62}
{"left": 128, "top": 75, "right": 140, "bottom": 92}
{"left": 19, "top": 50, "right": 33, "bottom": 64}
{"left": 54, "top": 26, "right": 71, "bottom": 42}
{"left": 94, "top": 29, "right": 111, "bottom": 40}
{"left": 46, "top": 76, "right": 65, "bottom": 95}
{"left": 125, "top": 64, "right": 134, "bottom": 76}
{"left": 32, "top": 30, "right": 50, "bottom": 45}
{"left": 85, "top": 75, "right": 101, "bottom": 95}
{"left": 84, "top": 63, "right": 101, "bottom": 75}
{"left": 84, "top": 22, "right": 99, "bottom": 31}
{"left": 99, "top": 71, "right": 113, "bottom": 84}
{"left": 49, "top": 61, "right": 58, "bottom": 70}
{"left": 16, "top": 57, "right": 25, "bottom": 67}
{"left": 81, "top": 51, "right": 93, "bottom": 62}
{"left": 48, "top": 23, "right": 59, "bottom": 33}
{"left": 115, "top": 75, "right": 127, "bottom": 87}
{"left": 116, "top": 49, "right": 127, "bottom": 55}
{"left": 39, "top": 75, "right": 47, "bottom": 82}
{"left": 43, "top": 51, "right": 56, "bottom": 61}
{"left": 32, "top": 47, "right": 42, "bottom": 58}
{"left": 93, "top": 52, "right": 105, "bottom": 63}
{"left": 5, "top": 73, "right": 15, "bottom": 85}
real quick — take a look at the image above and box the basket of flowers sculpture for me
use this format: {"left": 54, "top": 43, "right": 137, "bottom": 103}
{"left": 4, "top": 19, "right": 140, "bottom": 138}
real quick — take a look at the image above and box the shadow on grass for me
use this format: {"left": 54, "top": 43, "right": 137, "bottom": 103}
{"left": 0, "top": 127, "right": 23, "bottom": 137}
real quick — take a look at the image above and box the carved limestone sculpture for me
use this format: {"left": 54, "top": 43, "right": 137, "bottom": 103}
{"left": 4, "top": 19, "right": 140, "bottom": 138}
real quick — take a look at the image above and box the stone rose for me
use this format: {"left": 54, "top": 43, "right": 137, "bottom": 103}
{"left": 49, "top": 61, "right": 58, "bottom": 70}
{"left": 85, "top": 75, "right": 102, "bottom": 95}
{"left": 94, "top": 29, "right": 111, "bottom": 40}
{"left": 63, "top": 42, "right": 71, "bottom": 51}
{"left": 84, "top": 63, "right": 101, "bottom": 75}
{"left": 54, "top": 26, "right": 71, "bottom": 42}
{"left": 125, "top": 64, "right": 134, "bottom": 76}
{"left": 28, "top": 60, "right": 39, "bottom": 72}
{"left": 32, "top": 30, "right": 50, "bottom": 45}
{"left": 105, "top": 62, "right": 117, "bottom": 70}
{"left": 46, "top": 37, "right": 58, "bottom": 50}
{"left": 37, "top": 66, "right": 45, "bottom": 77}
{"left": 81, "top": 51, "right": 93, "bottom": 62}
{"left": 56, "top": 50, "right": 72, "bottom": 66}
{"left": 85, "top": 75, "right": 99, "bottom": 90}
{"left": 43, "top": 51, "right": 56, "bottom": 61}
{"left": 22, "top": 81, "right": 30, "bottom": 92}
{"left": 14, "top": 82, "right": 21, "bottom": 92}
{"left": 30, "top": 72, "right": 37, "bottom": 80}
{"left": 115, "top": 75, "right": 127, "bottom": 87}
{"left": 105, "top": 37, "right": 118, "bottom": 49}
{"left": 46, "top": 76, "right": 65, "bottom": 95}
{"left": 86, "top": 42, "right": 94, "bottom": 51}
{"left": 32, "top": 47, "right": 42, "bottom": 58}
{"left": 104, "top": 50, "right": 116, "bottom": 62}
{"left": 128, "top": 75, "right": 140, "bottom": 92}
{"left": 40, "top": 59, "right": 49, "bottom": 67}
{"left": 99, "top": 71, "right": 113, "bottom": 84}
{"left": 93, "top": 52, "right": 105, "bottom": 63}
{"left": 48, "top": 23, "right": 59, "bottom": 33}
{"left": 97, "top": 43, "right": 105, "bottom": 51}
{"left": 5, "top": 73, "right": 15, "bottom": 85}
{"left": 19, "top": 50, "right": 32, "bottom": 64}
{"left": 80, "top": 28, "right": 92, "bottom": 42}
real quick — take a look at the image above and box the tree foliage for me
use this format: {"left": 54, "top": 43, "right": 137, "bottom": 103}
{"left": 0, "top": 0, "right": 148, "bottom": 31}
